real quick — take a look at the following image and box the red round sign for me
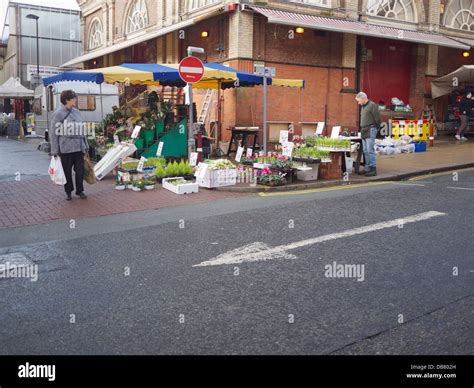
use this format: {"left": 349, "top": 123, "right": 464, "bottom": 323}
{"left": 178, "top": 56, "right": 205, "bottom": 84}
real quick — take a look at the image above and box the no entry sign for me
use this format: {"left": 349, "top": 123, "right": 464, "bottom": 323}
{"left": 179, "top": 56, "right": 204, "bottom": 84}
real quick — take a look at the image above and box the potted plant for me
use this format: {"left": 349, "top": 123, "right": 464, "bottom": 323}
{"left": 144, "top": 178, "right": 156, "bottom": 190}
{"left": 140, "top": 112, "right": 156, "bottom": 145}
{"left": 132, "top": 180, "right": 145, "bottom": 192}
{"left": 257, "top": 169, "right": 286, "bottom": 187}
{"left": 155, "top": 165, "right": 165, "bottom": 183}
{"left": 155, "top": 110, "right": 166, "bottom": 134}
{"left": 115, "top": 176, "right": 126, "bottom": 191}
{"left": 160, "top": 101, "right": 175, "bottom": 126}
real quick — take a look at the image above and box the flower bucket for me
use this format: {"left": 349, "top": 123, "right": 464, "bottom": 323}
{"left": 143, "top": 129, "right": 155, "bottom": 143}
{"left": 155, "top": 121, "right": 165, "bottom": 134}
{"left": 134, "top": 138, "right": 144, "bottom": 150}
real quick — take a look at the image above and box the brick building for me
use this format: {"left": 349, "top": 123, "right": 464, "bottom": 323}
{"left": 67, "top": 0, "right": 474, "bottom": 142}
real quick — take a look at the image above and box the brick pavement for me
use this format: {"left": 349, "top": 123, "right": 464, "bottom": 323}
{"left": 0, "top": 176, "right": 250, "bottom": 229}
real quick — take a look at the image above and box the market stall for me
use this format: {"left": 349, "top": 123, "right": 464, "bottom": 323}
{"left": 0, "top": 77, "right": 35, "bottom": 136}
{"left": 43, "top": 62, "right": 305, "bottom": 193}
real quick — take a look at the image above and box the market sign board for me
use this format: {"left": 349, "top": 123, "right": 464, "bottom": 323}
{"left": 179, "top": 56, "right": 204, "bottom": 84}
{"left": 26, "top": 65, "right": 68, "bottom": 81}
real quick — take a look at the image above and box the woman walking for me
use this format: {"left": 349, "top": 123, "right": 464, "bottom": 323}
{"left": 50, "top": 90, "right": 89, "bottom": 200}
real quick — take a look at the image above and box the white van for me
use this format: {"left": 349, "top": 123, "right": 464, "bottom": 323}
{"left": 33, "top": 81, "right": 119, "bottom": 136}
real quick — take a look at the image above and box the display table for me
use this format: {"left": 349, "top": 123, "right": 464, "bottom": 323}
{"left": 227, "top": 127, "right": 260, "bottom": 156}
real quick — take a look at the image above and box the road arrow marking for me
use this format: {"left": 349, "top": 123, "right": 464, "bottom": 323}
{"left": 193, "top": 211, "right": 446, "bottom": 267}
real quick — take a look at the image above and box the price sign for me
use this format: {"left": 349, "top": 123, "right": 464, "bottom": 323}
{"left": 246, "top": 148, "right": 253, "bottom": 157}
{"left": 235, "top": 146, "right": 244, "bottom": 162}
{"left": 279, "top": 130, "right": 289, "bottom": 145}
{"left": 131, "top": 125, "right": 141, "bottom": 139}
{"left": 156, "top": 142, "right": 164, "bottom": 156}
{"left": 316, "top": 122, "right": 325, "bottom": 136}
{"left": 137, "top": 156, "right": 147, "bottom": 172}
{"left": 282, "top": 142, "right": 294, "bottom": 158}
{"left": 195, "top": 162, "right": 208, "bottom": 181}
{"left": 189, "top": 152, "right": 198, "bottom": 167}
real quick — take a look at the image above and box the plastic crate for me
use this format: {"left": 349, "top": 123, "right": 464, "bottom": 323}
{"left": 414, "top": 142, "right": 427, "bottom": 152}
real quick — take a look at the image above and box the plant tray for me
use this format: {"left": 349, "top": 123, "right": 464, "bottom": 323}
{"left": 316, "top": 146, "right": 351, "bottom": 152}
{"left": 118, "top": 166, "right": 155, "bottom": 174}
{"left": 162, "top": 177, "right": 199, "bottom": 195}
{"left": 253, "top": 163, "right": 272, "bottom": 169}
{"left": 156, "top": 174, "right": 194, "bottom": 184}
{"left": 292, "top": 157, "right": 321, "bottom": 164}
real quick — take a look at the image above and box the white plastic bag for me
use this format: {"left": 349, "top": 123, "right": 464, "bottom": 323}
{"left": 49, "top": 156, "right": 67, "bottom": 185}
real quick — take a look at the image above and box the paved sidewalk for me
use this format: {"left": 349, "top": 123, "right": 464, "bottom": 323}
{"left": 0, "top": 177, "right": 249, "bottom": 229}
{"left": 1, "top": 137, "right": 472, "bottom": 230}
{"left": 219, "top": 137, "right": 474, "bottom": 192}
{"left": 0, "top": 137, "right": 50, "bottom": 182}
{"left": 0, "top": 138, "right": 248, "bottom": 230}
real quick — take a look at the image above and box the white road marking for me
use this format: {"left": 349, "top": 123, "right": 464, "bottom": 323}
{"left": 193, "top": 211, "right": 446, "bottom": 267}
{"left": 446, "top": 186, "right": 474, "bottom": 191}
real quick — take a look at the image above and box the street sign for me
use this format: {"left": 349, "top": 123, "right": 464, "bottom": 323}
{"left": 265, "top": 67, "right": 276, "bottom": 77}
{"left": 179, "top": 56, "right": 205, "bottom": 84}
{"left": 254, "top": 61, "right": 265, "bottom": 76}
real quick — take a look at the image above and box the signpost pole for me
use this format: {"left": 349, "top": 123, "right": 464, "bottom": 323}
{"left": 183, "top": 46, "right": 205, "bottom": 158}
{"left": 263, "top": 73, "right": 268, "bottom": 155}
{"left": 188, "top": 82, "right": 194, "bottom": 157}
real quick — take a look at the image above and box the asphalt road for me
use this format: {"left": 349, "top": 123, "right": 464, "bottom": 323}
{"left": 0, "top": 170, "right": 473, "bottom": 355}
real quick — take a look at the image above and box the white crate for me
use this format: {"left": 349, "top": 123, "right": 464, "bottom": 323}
{"left": 296, "top": 164, "right": 319, "bottom": 181}
{"left": 196, "top": 167, "right": 237, "bottom": 188}
{"left": 162, "top": 177, "right": 199, "bottom": 195}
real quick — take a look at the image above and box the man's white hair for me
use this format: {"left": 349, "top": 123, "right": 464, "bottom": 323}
{"left": 355, "top": 92, "right": 368, "bottom": 100}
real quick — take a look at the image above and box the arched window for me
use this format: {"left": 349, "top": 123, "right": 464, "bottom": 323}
{"left": 367, "top": 0, "right": 417, "bottom": 22}
{"left": 126, "top": 0, "right": 148, "bottom": 34}
{"left": 444, "top": 0, "right": 474, "bottom": 31}
{"left": 88, "top": 19, "right": 103, "bottom": 50}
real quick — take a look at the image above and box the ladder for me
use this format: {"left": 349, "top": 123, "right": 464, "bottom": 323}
{"left": 197, "top": 89, "right": 215, "bottom": 124}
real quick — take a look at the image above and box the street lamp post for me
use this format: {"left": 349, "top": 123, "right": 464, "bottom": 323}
{"left": 26, "top": 14, "right": 40, "bottom": 87}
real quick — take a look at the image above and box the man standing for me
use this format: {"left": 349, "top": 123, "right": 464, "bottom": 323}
{"left": 356, "top": 92, "right": 381, "bottom": 177}
{"left": 50, "top": 90, "right": 89, "bottom": 200}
